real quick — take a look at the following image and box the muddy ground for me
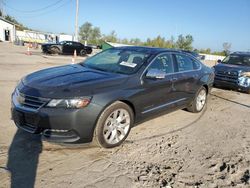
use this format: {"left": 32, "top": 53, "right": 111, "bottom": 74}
{"left": 0, "top": 43, "right": 249, "bottom": 188}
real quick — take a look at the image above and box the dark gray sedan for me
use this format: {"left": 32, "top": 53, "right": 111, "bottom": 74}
{"left": 11, "top": 47, "right": 214, "bottom": 148}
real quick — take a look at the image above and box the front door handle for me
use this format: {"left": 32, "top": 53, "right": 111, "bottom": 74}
{"left": 171, "top": 77, "right": 178, "bottom": 82}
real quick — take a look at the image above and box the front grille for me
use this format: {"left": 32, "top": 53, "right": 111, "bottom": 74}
{"left": 215, "top": 71, "right": 239, "bottom": 83}
{"left": 18, "top": 92, "right": 49, "bottom": 109}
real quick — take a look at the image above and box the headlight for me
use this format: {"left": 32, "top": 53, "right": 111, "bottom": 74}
{"left": 46, "top": 97, "right": 91, "bottom": 108}
{"left": 239, "top": 71, "right": 250, "bottom": 77}
{"left": 238, "top": 72, "right": 250, "bottom": 87}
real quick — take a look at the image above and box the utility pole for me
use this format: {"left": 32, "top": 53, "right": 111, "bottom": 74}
{"left": 74, "top": 0, "right": 79, "bottom": 41}
{"left": 0, "top": 0, "right": 4, "bottom": 17}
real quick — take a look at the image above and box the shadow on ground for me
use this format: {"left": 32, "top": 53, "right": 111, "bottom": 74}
{"left": 211, "top": 93, "right": 250, "bottom": 109}
{"left": 7, "top": 129, "right": 42, "bottom": 188}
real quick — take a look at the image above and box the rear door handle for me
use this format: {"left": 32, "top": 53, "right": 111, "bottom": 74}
{"left": 193, "top": 74, "right": 199, "bottom": 79}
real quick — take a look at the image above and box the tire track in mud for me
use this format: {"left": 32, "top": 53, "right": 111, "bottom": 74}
{"left": 78, "top": 98, "right": 211, "bottom": 187}
{"left": 38, "top": 95, "right": 211, "bottom": 188}
{"left": 100, "top": 92, "right": 250, "bottom": 187}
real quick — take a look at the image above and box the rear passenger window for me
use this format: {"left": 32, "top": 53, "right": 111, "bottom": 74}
{"left": 148, "top": 54, "right": 174, "bottom": 74}
{"left": 192, "top": 59, "right": 201, "bottom": 70}
{"left": 73, "top": 42, "right": 82, "bottom": 47}
{"left": 175, "top": 54, "right": 194, "bottom": 71}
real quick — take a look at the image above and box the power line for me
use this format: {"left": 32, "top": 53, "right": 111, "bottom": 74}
{"left": 4, "top": 0, "right": 72, "bottom": 19}
{"left": 2, "top": 0, "right": 64, "bottom": 13}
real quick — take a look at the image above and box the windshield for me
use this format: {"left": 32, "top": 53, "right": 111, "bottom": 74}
{"left": 81, "top": 48, "right": 150, "bottom": 74}
{"left": 222, "top": 55, "right": 250, "bottom": 66}
{"left": 59, "top": 41, "right": 66, "bottom": 45}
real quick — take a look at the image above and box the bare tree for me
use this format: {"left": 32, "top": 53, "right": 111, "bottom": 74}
{"left": 223, "top": 42, "right": 231, "bottom": 55}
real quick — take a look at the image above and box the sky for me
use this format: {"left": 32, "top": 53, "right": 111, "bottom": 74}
{"left": 2, "top": 0, "right": 250, "bottom": 51}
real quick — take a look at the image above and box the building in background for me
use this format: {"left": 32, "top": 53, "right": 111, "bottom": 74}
{"left": 1, "top": 17, "right": 73, "bottom": 45}
{"left": 0, "top": 17, "right": 16, "bottom": 42}
{"left": 16, "top": 30, "right": 73, "bottom": 44}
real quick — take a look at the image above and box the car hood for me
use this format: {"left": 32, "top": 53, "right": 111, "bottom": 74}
{"left": 19, "top": 64, "right": 129, "bottom": 98}
{"left": 214, "top": 63, "right": 250, "bottom": 73}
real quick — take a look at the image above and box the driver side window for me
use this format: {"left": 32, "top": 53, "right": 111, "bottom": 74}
{"left": 65, "top": 41, "right": 73, "bottom": 46}
{"left": 148, "top": 53, "right": 174, "bottom": 74}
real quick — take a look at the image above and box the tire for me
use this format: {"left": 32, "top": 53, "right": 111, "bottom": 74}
{"left": 93, "top": 101, "right": 134, "bottom": 148}
{"left": 50, "top": 47, "right": 60, "bottom": 54}
{"left": 187, "top": 86, "right": 207, "bottom": 113}
{"left": 86, "top": 48, "right": 92, "bottom": 54}
{"left": 80, "top": 49, "right": 87, "bottom": 56}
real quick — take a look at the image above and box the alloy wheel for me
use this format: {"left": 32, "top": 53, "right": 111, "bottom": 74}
{"left": 103, "top": 109, "right": 130, "bottom": 145}
{"left": 196, "top": 89, "right": 207, "bottom": 111}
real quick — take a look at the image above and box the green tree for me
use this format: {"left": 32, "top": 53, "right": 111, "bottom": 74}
{"left": 79, "top": 22, "right": 101, "bottom": 44}
{"left": 199, "top": 48, "right": 211, "bottom": 54}
{"left": 89, "top": 27, "right": 101, "bottom": 44}
{"left": 129, "top": 38, "right": 142, "bottom": 45}
{"left": 103, "top": 30, "right": 118, "bottom": 43}
{"left": 79, "top": 22, "right": 93, "bottom": 41}
{"left": 120, "top": 38, "right": 129, "bottom": 44}
{"left": 164, "top": 36, "right": 176, "bottom": 48}
{"left": 176, "top": 34, "right": 194, "bottom": 50}
{"left": 142, "top": 35, "right": 176, "bottom": 49}
{"left": 212, "top": 51, "right": 226, "bottom": 56}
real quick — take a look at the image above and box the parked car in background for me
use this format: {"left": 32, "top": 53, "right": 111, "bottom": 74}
{"left": 11, "top": 47, "right": 214, "bottom": 148}
{"left": 87, "top": 44, "right": 102, "bottom": 49}
{"left": 42, "top": 41, "right": 92, "bottom": 56}
{"left": 213, "top": 52, "right": 250, "bottom": 94}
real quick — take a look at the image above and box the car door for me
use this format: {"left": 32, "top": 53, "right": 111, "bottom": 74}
{"left": 72, "top": 42, "right": 82, "bottom": 54}
{"left": 171, "top": 53, "right": 201, "bottom": 106}
{"left": 63, "top": 41, "right": 74, "bottom": 54}
{"left": 137, "top": 53, "right": 176, "bottom": 115}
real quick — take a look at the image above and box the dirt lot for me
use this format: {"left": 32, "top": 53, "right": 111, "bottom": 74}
{"left": 0, "top": 43, "right": 249, "bottom": 188}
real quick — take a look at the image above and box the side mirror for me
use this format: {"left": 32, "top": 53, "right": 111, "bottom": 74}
{"left": 146, "top": 69, "right": 165, "bottom": 79}
{"left": 217, "top": 59, "right": 222, "bottom": 63}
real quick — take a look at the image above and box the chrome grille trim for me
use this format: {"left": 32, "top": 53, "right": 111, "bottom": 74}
{"left": 17, "top": 90, "right": 49, "bottom": 110}
{"left": 215, "top": 71, "right": 239, "bottom": 83}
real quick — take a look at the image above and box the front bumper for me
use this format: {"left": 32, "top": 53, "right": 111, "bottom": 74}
{"left": 214, "top": 78, "right": 250, "bottom": 92}
{"left": 41, "top": 46, "right": 49, "bottom": 53}
{"left": 11, "top": 92, "right": 103, "bottom": 143}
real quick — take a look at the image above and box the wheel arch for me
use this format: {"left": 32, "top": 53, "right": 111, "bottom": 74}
{"left": 49, "top": 45, "right": 61, "bottom": 52}
{"left": 119, "top": 99, "right": 136, "bottom": 118}
{"left": 98, "top": 98, "right": 136, "bottom": 121}
{"left": 90, "top": 98, "right": 136, "bottom": 140}
{"left": 202, "top": 84, "right": 209, "bottom": 94}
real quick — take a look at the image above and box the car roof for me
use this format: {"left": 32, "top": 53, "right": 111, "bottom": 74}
{"left": 113, "top": 46, "right": 184, "bottom": 55}
{"left": 231, "top": 52, "right": 250, "bottom": 56}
